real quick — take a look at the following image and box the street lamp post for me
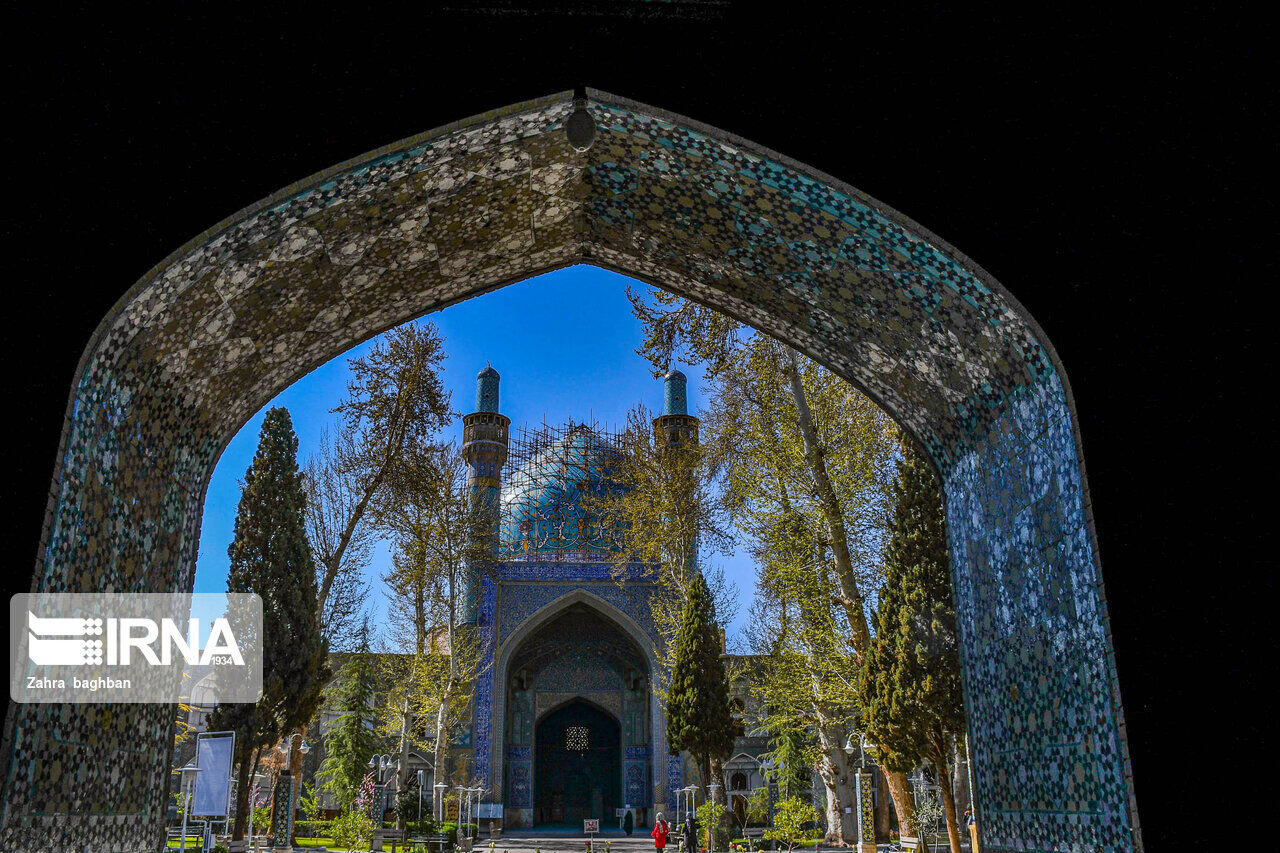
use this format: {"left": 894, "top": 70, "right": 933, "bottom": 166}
{"left": 843, "top": 735, "right": 875, "bottom": 853}
{"left": 417, "top": 769, "right": 425, "bottom": 831}
{"left": 271, "top": 733, "right": 310, "bottom": 846}
{"left": 455, "top": 785, "right": 465, "bottom": 838}
{"left": 434, "top": 781, "right": 447, "bottom": 823}
{"left": 464, "top": 786, "right": 484, "bottom": 841}
{"left": 706, "top": 782, "right": 721, "bottom": 851}
{"left": 369, "top": 754, "right": 399, "bottom": 824}
{"left": 177, "top": 762, "right": 202, "bottom": 853}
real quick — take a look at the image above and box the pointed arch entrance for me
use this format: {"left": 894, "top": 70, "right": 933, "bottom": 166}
{"left": 495, "top": 590, "right": 658, "bottom": 829}
{"left": 8, "top": 90, "right": 1141, "bottom": 851}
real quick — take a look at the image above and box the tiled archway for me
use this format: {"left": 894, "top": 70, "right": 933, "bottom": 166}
{"left": 6, "top": 90, "right": 1141, "bottom": 851}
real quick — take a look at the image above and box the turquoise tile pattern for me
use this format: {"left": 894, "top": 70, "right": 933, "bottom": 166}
{"left": 7, "top": 90, "right": 1139, "bottom": 851}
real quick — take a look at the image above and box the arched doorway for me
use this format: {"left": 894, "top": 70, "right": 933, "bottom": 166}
{"left": 500, "top": 598, "right": 653, "bottom": 829}
{"left": 535, "top": 700, "right": 620, "bottom": 826}
{"left": 6, "top": 90, "right": 1141, "bottom": 852}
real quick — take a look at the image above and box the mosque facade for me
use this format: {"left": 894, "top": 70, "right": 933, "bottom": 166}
{"left": 453, "top": 365, "right": 755, "bottom": 829}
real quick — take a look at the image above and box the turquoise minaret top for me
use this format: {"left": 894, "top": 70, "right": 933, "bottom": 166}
{"left": 663, "top": 368, "right": 688, "bottom": 416}
{"left": 477, "top": 365, "right": 501, "bottom": 413}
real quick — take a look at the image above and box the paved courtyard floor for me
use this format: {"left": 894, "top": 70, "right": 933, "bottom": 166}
{"left": 482, "top": 834, "right": 652, "bottom": 853}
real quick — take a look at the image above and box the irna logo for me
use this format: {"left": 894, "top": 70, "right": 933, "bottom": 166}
{"left": 27, "top": 612, "right": 245, "bottom": 667}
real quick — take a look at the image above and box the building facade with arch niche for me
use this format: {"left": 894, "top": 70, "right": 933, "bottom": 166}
{"left": 457, "top": 364, "right": 706, "bottom": 829}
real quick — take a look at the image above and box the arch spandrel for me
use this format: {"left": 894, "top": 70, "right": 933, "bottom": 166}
{"left": 13, "top": 91, "right": 1142, "bottom": 852}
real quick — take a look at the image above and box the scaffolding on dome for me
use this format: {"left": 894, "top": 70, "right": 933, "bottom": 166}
{"left": 498, "top": 417, "right": 629, "bottom": 562}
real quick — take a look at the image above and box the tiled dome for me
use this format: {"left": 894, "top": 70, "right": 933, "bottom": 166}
{"left": 499, "top": 425, "right": 624, "bottom": 559}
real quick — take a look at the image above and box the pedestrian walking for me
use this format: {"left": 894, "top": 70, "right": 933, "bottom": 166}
{"left": 652, "top": 812, "right": 670, "bottom": 851}
{"left": 681, "top": 813, "right": 699, "bottom": 853}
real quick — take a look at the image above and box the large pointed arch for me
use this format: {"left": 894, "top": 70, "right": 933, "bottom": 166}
{"left": 491, "top": 586, "right": 665, "bottom": 812}
{"left": 6, "top": 90, "right": 1141, "bottom": 852}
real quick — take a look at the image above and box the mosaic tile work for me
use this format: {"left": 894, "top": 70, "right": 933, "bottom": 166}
{"left": 472, "top": 576, "right": 498, "bottom": 790}
{"left": 625, "top": 761, "right": 648, "bottom": 807}
{"left": 10, "top": 90, "right": 1138, "bottom": 850}
{"left": 497, "top": 582, "right": 662, "bottom": 648}
{"left": 487, "top": 580, "right": 662, "bottom": 806}
{"left": 946, "top": 373, "right": 1135, "bottom": 850}
{"left": 666, "top": 756, "right": 683, "bottom": 811}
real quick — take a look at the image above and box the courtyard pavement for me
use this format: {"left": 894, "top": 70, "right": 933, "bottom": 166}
{"left": 472, "top": 836, "right": 968, "bottom": 853}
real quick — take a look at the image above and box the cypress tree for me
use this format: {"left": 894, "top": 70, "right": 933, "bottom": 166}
{"left": 666, "top": 571, "right": 735, "bottom": 800}
{"left": 209, "top": 407, "right": 331, "bottom": 840}
{"left": 858, "top": 434, "right": 965, "bottom": 853}
{"left": 317, "top": 622, "right": 379, "bottom": 807}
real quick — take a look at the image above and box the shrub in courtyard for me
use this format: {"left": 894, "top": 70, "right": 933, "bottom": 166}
{"left": 761, "top": 797, "right": 815, "bottom": 853}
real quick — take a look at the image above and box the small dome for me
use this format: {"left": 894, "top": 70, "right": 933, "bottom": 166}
{"left": 664, "top": 368, "right": 686, "bottom": 382}
{"left": 478, "top": 365, "right": 500, "bottom": 379}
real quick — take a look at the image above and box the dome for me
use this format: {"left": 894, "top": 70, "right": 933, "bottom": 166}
{"left": 499, "top": 425, "right": 625, "bottom": 559}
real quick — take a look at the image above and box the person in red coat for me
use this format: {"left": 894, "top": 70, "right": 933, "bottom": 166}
{"left": 651, "top": 812, "right": 670, "bottom": 851}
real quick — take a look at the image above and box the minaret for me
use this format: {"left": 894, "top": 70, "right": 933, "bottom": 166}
{"left": 460, "top": 366, "right": 510, "bottom": 625}
{"left": 654, "top": 368, "right": 700, "bottom": 585}
{"left": 653, "top": 368, "right": 699, "bottom": 448}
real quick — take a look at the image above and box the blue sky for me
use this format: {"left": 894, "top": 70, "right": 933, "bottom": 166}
{"left": 194, "top": 265, "right": 751, "bottom": 641}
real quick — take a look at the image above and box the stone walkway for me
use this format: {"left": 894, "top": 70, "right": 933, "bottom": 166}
{"left": 480, "top": 832, "right": 655, "bottom": 853}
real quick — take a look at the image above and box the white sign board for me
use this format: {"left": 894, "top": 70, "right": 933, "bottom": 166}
{"left": 192, "top": 731, "right": 235, "bottom": 817}
{"left": 584, "top": 819, "right": 600, "bottom": 833}
{"left": 477, "top": 803, "right": 503, "bottom": 819}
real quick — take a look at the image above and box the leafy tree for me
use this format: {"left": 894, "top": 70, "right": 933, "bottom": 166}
{"left": 858, "top": 435, "right": 966, "bottom": 853}
{"left": 666, "top": 572, "right": 735, "bottom": 803}
{"left": 208, "top": 407, "right": 330, "bottom": 840}
{"left": 762, "top": 725, "right": 812, "bottom": 802}
{"left": 332, "top": 773, "right": 379, "bottom": 849}
{"left": 585, "top": 404, "right": 737, "bottom": 689}
{"left": 304, "top": 427, "right": 373, "bottom": 650}
{"left": 629, "top": 288, "right": 912, "bottom": 840}
{"left": 310, "top": 321, "right": 452, "bottom": 639}
{"left": 697, "top": 799, "right": 731, "bottom": 851}
{"left": 745, "top": 786, "right": 770, "bottom": 826}
{"left": 316, "top": 625, "right": 380, "bottom": 807}
{"left": 305, "top": 320, "right": 454, "bottom": 821}
{"left": 374, "top": 441, "right": 487, "bottom": 808}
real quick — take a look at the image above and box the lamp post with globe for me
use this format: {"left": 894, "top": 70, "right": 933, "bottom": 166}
{"left": 843, "top": 734, "right": 875, "bottom": 853}
{"left": 434, "top": 781, "right": 448, "bottom": 823}
{"left": 269, "top": 733, "right": 310, "bottom": 847}
{"left": 369, "top": 754, "right": 400, "bottom": 824}
{"left": 176, "top": 762, "right": 202, "bottom": 853}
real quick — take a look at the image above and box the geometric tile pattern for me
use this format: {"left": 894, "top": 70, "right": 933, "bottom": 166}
{"left": 8, "top": 89, "right": 1140, "bottom": 851}
{"left": 945, "top": 373, "right": 1136, "bottom": 850}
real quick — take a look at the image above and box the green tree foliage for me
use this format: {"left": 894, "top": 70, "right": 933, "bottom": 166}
{"left": 762, "top": 796, "right": 818, "bottom": 852}
{"left": 666, "top": 571, "right": 736, "bottom": 792}
{"left": 762, "top": 726, "right": 812, "bottom": 802}
{"left": 208, "top": 407, "right": 330, "bottom": 840}
{"left": 858, "top": 434, "right": 966, "bottom": 853}
{"left": 374, "top": 441, "right": 486, "bottom": 803}
{"left": 309, "top": 322, "right": 453, "bottom": 647}
{"left": 585, "top": 404, "right": 736, "bottom": 688}
{"left": 628, "top": 287, "right": 912, "bottom": 840}
{"left": 317, "top": 625, "right": 380, "bottom": 808}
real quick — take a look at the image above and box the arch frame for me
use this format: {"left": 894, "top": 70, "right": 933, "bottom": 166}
{"left": 4, "top": 90, "right": 1142, "bottom": 853}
